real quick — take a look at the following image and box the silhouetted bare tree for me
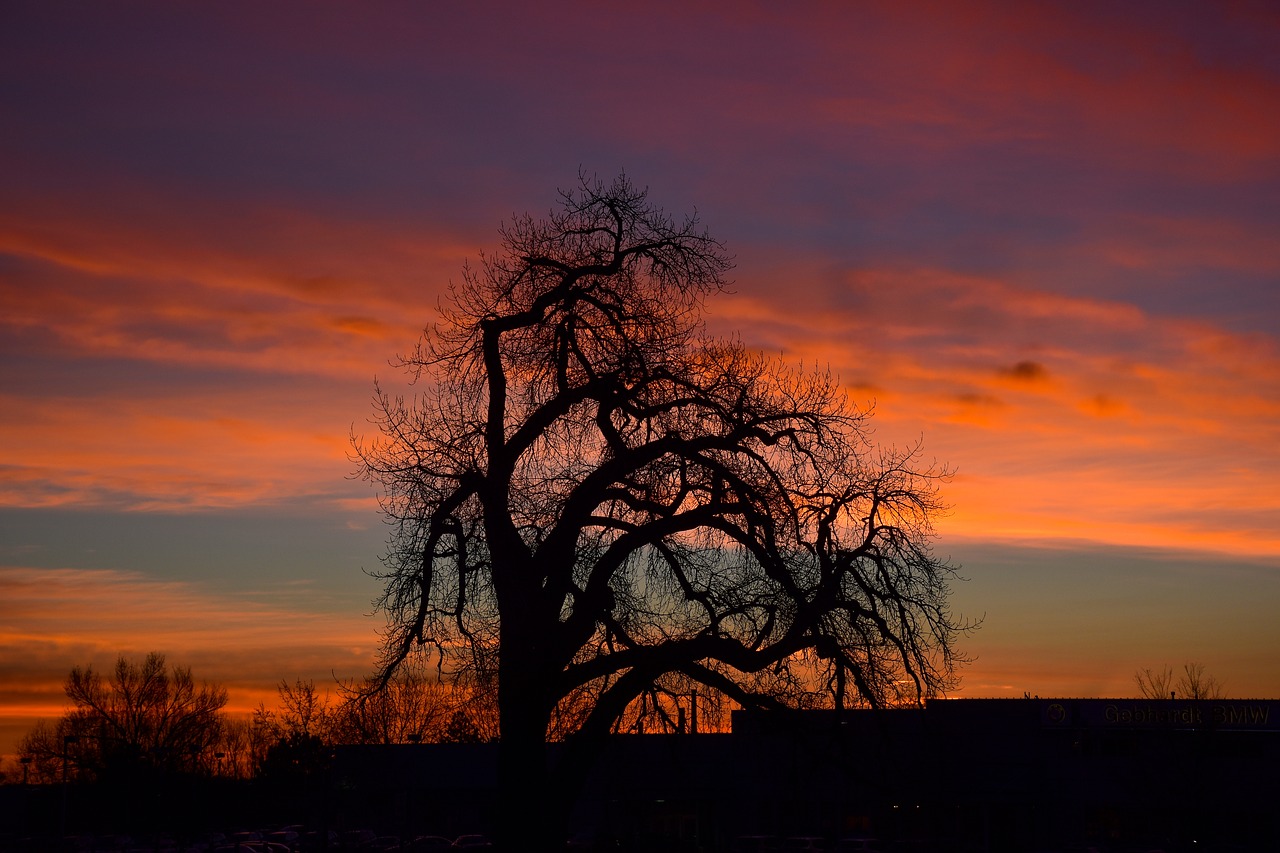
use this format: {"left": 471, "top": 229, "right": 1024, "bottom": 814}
{"left": 248, "top": 678, "right": 341, "bottom": 786}
{"left": 331, "top": 669, "right": 456, "bottom": 744}
{"left": 1135, "top": 662, "right": 1226, "bottom": 700}
{"left": 14, "top": 719, "right": 68, "bottom": 785}
{"left": 262, "top": 678, "right": 333, "bottom": 742}
{"left": 353, "top": 173, "right": 971, "bottom": 852}
{"left": 18, "top": 653, "right": 227, "bottom": 783}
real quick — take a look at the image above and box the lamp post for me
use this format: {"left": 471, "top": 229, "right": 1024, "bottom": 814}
{"left": 676, "top": 691, "right": 700, "bottom": 734}
{"left": 60, "top": 734, "right": 80, "bottom": 838}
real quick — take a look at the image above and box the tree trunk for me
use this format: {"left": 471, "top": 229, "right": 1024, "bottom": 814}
{"left": 495, "top": 614, "right": 568, "bottom": 853}
{"left": 496, "top": 708, "right": 552, "bottom": 853}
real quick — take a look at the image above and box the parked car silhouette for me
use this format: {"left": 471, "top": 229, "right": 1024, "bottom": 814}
{"left": 834, "top": 839, "right": 884, "bottom": 853}
{"left": 396, "top": 835, "right": 454, "bottom": 851}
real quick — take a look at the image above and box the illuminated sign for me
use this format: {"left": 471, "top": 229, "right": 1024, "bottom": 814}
{"left": 1040, "top": 699, "right": 1278, "bottom": 731}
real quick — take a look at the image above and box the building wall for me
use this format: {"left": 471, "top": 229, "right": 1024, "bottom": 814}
{"left": 330, "top": 699, "right": 1280, "bottom": 852}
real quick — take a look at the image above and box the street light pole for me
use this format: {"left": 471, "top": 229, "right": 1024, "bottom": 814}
{"left": 60, "top": 734, "right": 80, "bottom": 838}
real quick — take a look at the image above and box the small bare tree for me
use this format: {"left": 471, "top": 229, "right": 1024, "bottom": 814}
{"left": 331, "top": 670, "right": 455, "bottom": 744}
{"left": 15, "top": 719, "right": 71, "bottom": 785}
{"left": 1135, "top": 661, "right": 1226, "bottom": 700}
{"left": 18, "top": 653, "right": 227, "bottom": 782}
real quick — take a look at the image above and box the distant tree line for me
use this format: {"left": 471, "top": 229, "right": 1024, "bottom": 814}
{"left": 4, "top": 651, "right": 741, "bottom": 786}
{"left": 5, "top": 652, "right": 1233, "bottom": 786}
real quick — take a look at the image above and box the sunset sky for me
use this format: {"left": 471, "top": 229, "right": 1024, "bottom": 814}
{"left": 3, "top": 1, "right": 1278, "bottom": 759}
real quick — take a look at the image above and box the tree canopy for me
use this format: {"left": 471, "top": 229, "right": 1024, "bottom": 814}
{"left": 354, "top": 173, "right": 971, "bottom": 850}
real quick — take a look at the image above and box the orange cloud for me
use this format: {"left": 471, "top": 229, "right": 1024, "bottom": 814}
{"left": 0, "top": 201, "right": 483, "bottom": 386}
{"left": 996, "top": 360, "right": 1050, "bottom": 385}
{"left": 6, "top": 202, "right": 1277, "bottom": 561}
{"left": 0, "top": 201, "right": 492, "bottom": 513}
{"left": 0, "top": 389, "right": 361, "bottom": 510}
{"left": 710, "top": 260, "right": 1280, "bottom": 559}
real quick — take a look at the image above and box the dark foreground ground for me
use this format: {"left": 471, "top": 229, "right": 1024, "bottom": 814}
{"left": 5, "top": 700, "right": 1276, "bottom": 852}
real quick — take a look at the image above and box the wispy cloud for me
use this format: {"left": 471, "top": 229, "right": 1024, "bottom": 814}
{"left": 715, "top": 261, "right": 1280, "bottom": 555}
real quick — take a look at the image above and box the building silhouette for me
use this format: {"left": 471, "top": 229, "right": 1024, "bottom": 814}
{"left": 330, "top": 698, "right": 1279, "bottom": 851}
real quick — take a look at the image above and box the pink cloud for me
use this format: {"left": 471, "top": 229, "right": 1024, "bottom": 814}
{"left": 0, "top": 206, "right": 470, "bottom": 380}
